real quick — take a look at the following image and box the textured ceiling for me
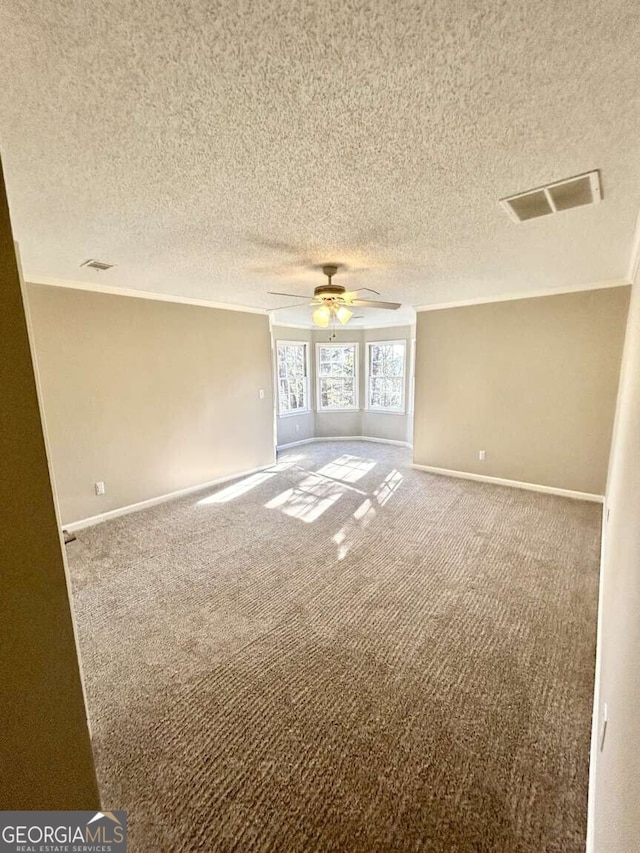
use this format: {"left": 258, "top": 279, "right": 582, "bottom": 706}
{"left": 1, "top": 0, "right": 640, "bottom": 324}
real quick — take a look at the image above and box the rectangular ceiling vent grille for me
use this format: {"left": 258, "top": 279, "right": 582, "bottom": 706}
{"left": 80, "top": 259, "right": 114, "bottom": 271}
{"left": 500, "top": 171, "right": 601, "bottom": 223}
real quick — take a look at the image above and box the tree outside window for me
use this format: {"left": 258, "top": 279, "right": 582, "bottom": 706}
{"left": 367, "top": 341, "right": 405, "bottom": 412}
{"left": 317, "top": 343, "right": 358, "bottom": 410}
{"left": 277, "top": 342, "right": 309, "bottom": 414}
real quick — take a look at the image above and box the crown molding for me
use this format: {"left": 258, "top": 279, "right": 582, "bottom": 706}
{"left": 26, "top": 275, "right": 267, "bottom": 315}
{"left": 269, "top": 321, "right": 315, "bottom": 330}
{"left": 26, "top": 276, "right": 413, "bottom": 326}
{"left": 26, "top": 271, "right": 634, "bottom": 320}
{"left": 414, "top": 278, "right": 629, "bottom": 313}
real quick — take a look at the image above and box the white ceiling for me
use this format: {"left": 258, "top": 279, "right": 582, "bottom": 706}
{"left": 1, "top": 0, "right": 639, "bottom": 327}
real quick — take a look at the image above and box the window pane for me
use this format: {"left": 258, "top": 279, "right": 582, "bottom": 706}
{"left": 339, "top": 380, "right": 355, "bottom": 408}
{"left": 329, "top": 347, "right": 345, "bottom": 376}
{"left": 317, "top": 345, "right": 357, "bottom": 409}
{"left": 279, "top": 378, "right": 290, "bottom": 412}
{"left": 278, "top": 344, "right": 307, "bottom": 412}
{"left": 370, "top": 345, "right": 383, "bottom": 376}
{"left": 320, "top": 377, "right": 355, "bottom": 409}
{"left": 278, "top": 347, "right": 287, "bottom": 377}
{"left": 285, "top": 347, "right": 295, "bottom": 371}
{"left": 388, "top": 344, "right": 404, "bottom": 375}
{"left": 384, "top": 377, "right": 402, "bottom": 408}
{"left": 369, "top": 376, "right": 379, "bottom": 408}
{"left": 318, "top": 347, "right": 332, "bottom": 376}
{"left": 343, "top": 346, "right": 355, "bottom": 376}
{"left": 293, "top": 378, "right": 306, "bottom": 410}
{"left": 368, "top": 343, "right": 405, "bottom": 410}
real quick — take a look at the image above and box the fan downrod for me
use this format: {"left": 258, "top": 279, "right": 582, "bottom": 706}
{"left": 314, "top": 264, "right": 345, "bottom": 299}
{"left": 322, "top": 264, "right": 339, "bottom": 280}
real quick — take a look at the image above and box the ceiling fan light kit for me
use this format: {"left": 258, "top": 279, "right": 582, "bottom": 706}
{"left": 268, "top": 264, "right": 401, "bottom": 328}
{"left": 335, "top": 305, "right": 352, "bottom": 325}
{"left": 313, "top": 304, "right": 331, "bottom": 327}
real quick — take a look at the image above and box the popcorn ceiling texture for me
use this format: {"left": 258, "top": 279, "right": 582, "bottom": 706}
{"left": 1, "top": 0, "right": 639, "bottom": 313}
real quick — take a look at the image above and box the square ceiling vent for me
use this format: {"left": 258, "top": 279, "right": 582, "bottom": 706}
{"left": 500, "top": 171, "right": 601, "bottom": 223}
{"left": 80, "top": 258, "right": 114, "bottom": 271}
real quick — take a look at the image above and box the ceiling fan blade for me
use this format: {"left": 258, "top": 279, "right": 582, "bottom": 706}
{"left": 345, "top": 287, "right": 381, "bottom": 297}
{"left": 348, "top": 299, "right": 402, "bottom": 310}
{"left": 266, "top": 302, "right": 312, "bottom": 312}
{"left": 268, "top": 291, "right": 310, "bottom": 299}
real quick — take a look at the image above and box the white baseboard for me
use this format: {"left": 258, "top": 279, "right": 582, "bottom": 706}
{"left": 586, "top": 502, "right": 608, "bottom": 852}
{"left": 276, "top": 438, "right": 316, "bottom": 450}
{"left": 277, "top": 435, "right": 413, "bottom": 451}
{"left": 351, "top": 436, "right": 413, "bottom": 448}
{"left": 412, "top": 464, "right": 604, "bottom": 503}
{"left": 64, "top": 463, "right": 274, "bottom": 531}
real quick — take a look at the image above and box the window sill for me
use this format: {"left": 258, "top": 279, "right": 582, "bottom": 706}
{"left": 364, "top": 408, "right": 406, "bottom": 415}
{"left": 316, "top": 407, "right": 360, "bottom": 414}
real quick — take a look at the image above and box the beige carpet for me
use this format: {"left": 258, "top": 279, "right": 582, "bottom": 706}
{"left": 67, "top": 441, "right": 600, "bottom": 852}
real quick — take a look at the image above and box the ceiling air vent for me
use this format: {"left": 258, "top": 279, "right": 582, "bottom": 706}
{"left": 500, "top": 170, "right": 601, "bottom": 223}
{"left": 80, "top": 259, "right": 114, "bottom": 271}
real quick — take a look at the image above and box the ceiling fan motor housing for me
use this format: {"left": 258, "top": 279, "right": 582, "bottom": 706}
{"left": 314, "top": 283, "right": 346, "bottom": 300}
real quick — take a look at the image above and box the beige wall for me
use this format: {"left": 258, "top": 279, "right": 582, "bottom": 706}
{"left": 592, "top": 277, "right": 640, "bottom": 851}
{"left": 0, "top": 162, "right": 99, "bottom": 807}
{"left": 413, "top": 287, "right": 630, "bottom": 495}
{"left": 27, "top": 285, "right": 275, "bottom": 525}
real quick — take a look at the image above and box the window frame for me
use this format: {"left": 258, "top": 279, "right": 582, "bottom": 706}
{"left": 365, "top": 339, "right": 407, "bottom": 414}
{"left": 408, "top": 338, "right": 416, "bottom": 415}
{"left": 315, "top": 342, "right": 360, "bottom": 412}
{"left": 276, "top": 340, "right": 311, "bottom": 417}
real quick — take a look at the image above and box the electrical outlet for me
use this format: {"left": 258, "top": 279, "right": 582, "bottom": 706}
{"left": 478, "top": 450, "right": 486, "bottom": 461}
{"left": 95, "top": 481, "right": 105, "bottom": 496}
{"left": 295, "top": 424, "right": 300, "bottom": 433}
{"left": 258, "top": 389, "right": 265, "bottom": 399}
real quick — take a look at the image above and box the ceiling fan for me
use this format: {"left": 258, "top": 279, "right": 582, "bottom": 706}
{"left": 268, "top": 264, "right": 401, "bottom": 328}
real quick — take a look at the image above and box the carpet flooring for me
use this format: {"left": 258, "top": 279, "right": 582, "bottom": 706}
{"left": 67, "top": 441, "right": 601, "bottom": 852}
